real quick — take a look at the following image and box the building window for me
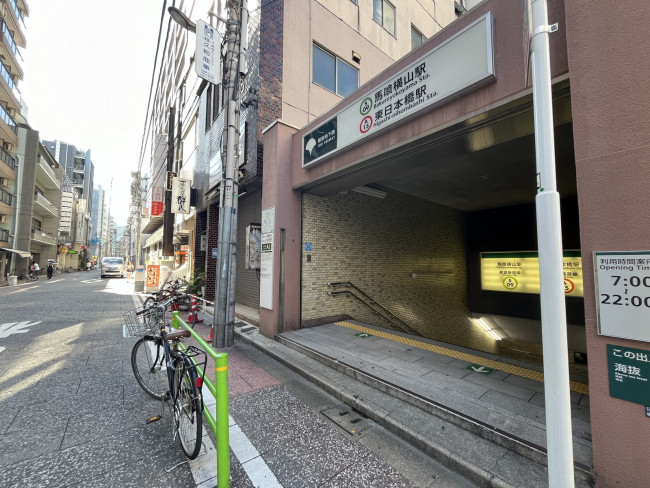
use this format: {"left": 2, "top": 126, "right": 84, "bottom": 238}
{"left": 312, "top": 44, "right": 359, "bottom": 97}
{"left": 411, "top": 25, "right": 425, "bottom": 50}
{"left": 205, "top": 84, "right": 213, "bottom": 132}
{"left": 373, "top": 0, "right": 396, "bottom": 36}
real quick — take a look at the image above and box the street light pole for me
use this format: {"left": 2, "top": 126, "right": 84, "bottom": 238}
{"left": 213, "top": 0, "right": 246, "bottom": 348}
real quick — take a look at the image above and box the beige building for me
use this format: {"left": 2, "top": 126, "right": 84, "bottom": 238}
{"left": 0, "top": 0, "right": 29, "bottom": 284}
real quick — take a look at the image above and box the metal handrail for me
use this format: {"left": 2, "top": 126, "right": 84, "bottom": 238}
{"left": 327, "top": 281, "right": 422, "bottom": 336}
{"left": 171, "top": 311, "right": 230, "bottom": 487}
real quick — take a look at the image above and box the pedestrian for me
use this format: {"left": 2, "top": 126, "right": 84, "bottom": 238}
{"left": 47, "top": 264, "right": 53, "bottom": 279}
{"left": 33, "top": 261, "right": 40, "bottom": 276}
{"left": 126, "top": 261, "right": 134, "bottom": 282}
{"left": 86, "top": 260, "right": 91, "bottom": 272}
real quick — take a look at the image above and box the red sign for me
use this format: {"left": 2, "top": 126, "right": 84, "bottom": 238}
{"left": 146, "top": 265, "right": 160, "bottom": 287}
{"left": 151, "top": 187, "right": 163, "bottom": 216}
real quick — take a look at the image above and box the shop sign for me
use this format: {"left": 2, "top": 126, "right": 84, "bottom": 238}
{"left": 595, "top": 251, "right": 650, "bottom": 342}
{"left": 303, "top": 13, "right": 495, "bottom": 167}
{"left": 607, "top": 344, "right": 650, "bottom": 405}
{"left": 171, "top": 177, "right": 190, "bottom": 214}
{"left": 151, "top": 187, "right": 163, "bottom": 216}
{"left": 146, "top": 265, "right": 160, "bottom": 287}
{"left": 480, "top": 251, "right": 583, "bottom": 297}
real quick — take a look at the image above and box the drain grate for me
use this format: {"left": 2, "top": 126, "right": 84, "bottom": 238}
{"left": 321, "top": 404, "right": 369, "bottom": 436}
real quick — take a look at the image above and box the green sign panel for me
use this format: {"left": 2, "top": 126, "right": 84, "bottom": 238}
{"left": 607, "top": 344, "right": 650, "bottom": 405}
{"left": 465, "top": 363, "right": 496, "bottom": 375}
{"left": 354, "top": 332, "right": 372, "bottom": 338}
{"left": 303, "top": 118, "right": 337, "bottom": 165}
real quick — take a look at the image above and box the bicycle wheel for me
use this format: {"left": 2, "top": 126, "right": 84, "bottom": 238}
{"left": 143, "top": 296, "right": 156, "bottom": 309}
{"left": 131, "top": 336, "right": 168, "bottom": 400}
{"left": 173, "top": 356, "right": 202, "bottom": 459}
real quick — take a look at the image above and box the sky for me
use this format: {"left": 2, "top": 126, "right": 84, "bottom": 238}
{"left": 21, "top": 0, "right": 164, "bottom": 225}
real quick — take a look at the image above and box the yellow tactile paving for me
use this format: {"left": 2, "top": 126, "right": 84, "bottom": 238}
{"left": 335, "top": 321, "right": 590, "bottom": 396}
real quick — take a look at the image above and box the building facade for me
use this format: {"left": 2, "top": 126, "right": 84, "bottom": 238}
{"left": 90, "top": 185, "right": 106, "bottom": 262}
{"left": 0, "top": 0, "right": 29, "bottom": 284}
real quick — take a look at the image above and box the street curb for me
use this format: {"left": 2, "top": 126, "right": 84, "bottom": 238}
{"left": 235, "top": 326, "right": 519, "bottom": 488}
{"left": 234, "top": 325, "right": 594, "bottom": 488}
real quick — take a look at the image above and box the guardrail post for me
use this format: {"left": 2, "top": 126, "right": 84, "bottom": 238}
{"left": 216, "top": 353, "right": 229, "bottom": 487}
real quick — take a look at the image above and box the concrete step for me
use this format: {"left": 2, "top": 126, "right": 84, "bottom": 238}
{"left": 235, "top": 325, "right": 594, "bottom": 488}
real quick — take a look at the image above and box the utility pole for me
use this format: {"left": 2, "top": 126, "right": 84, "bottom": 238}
{"left": 528, "top": 0, "right": 574, "bottom": 485}
{"left": 213, "top": 0, "right": 247, "bottom": 348}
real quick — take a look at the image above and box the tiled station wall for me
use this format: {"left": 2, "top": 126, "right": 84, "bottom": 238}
{"left": 302, "top": 190, "right": 495, "bottom": 353}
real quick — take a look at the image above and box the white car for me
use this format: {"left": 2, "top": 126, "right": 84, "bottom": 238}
{"left": 100, "top": 257, "right": 126, "bottom": 278}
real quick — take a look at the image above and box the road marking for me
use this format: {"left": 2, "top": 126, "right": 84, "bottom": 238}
{"left": 195, "top": 389, "right": 283, "bottom": 487}
{"left": 0, "top": 320, "right": 42, "bottom": 339}
{"left": 127, "top": 293, "right": 281, "bottom": 486}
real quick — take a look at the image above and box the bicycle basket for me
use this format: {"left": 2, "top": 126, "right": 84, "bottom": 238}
{"left": 122, "top": 307, "right": 163, "bottom": 337}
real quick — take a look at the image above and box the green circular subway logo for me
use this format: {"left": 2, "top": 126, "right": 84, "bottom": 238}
{"left": 360, "top": 97, "right": 373, "bottom": 115}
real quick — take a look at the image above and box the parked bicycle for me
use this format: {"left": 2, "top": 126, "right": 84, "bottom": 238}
{"left": 124, "top": 297, "right": 207, "bottom": 460}
{"left": 143, "top": 279, "right": 191, "bottom": 311}
{"left": 17, "top": 270, "right": 38, "bottom": 281}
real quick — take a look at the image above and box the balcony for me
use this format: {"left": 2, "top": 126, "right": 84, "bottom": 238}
{"left": 32, "top": 227, "right": 57, "bottom": 246}
{"left": 2, "top": 0, "right": 26, "bottom": 47}
{"left": 72, "top": 163, "right": 85, "bottom": 174}
{"left": 0, "top": 101, "right": 18, "bottom": 147}
{"left": 36, "top": 155, "right": 60, "bottom": 190}
{"left": 0, "top": 227, "right": 8, "bottom": 244}
{"left": 33, "top": 191, "right": 58, "bottom": 218}
{"left": 0, "top": 144, "right": 15, "bottom": 180}
{"left": 0, "top": 59, "right": 20, "bottom": 110}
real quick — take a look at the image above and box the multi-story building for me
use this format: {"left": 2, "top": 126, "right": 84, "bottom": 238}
{"left": 142, "top": 0, "right": 460, "bottom": 301}
{"left": 0, "top": 0, "right": 29, "bottom": 284}
{"left": 57, "top": 170, "right": 79, "bottom": 270}
{"left": 42, "top": 139, "right": 94, "bottom": 263}
{"left": 11, "top": 125, "right": 60, "bottom": 275}
{"left": 90, "top": 185, "right": 106, "bottom": 262}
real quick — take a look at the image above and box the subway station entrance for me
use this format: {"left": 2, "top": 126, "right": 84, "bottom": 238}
{"left": 294, "top": 79, "right": 584, "bottom": 365}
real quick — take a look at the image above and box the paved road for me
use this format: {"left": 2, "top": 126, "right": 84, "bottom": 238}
{"left": 0, "top": 271, "right": 477, "bottom": 487}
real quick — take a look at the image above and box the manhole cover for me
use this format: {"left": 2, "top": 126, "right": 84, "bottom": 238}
{"left": 321, "top": 405, "right": 369, "bottom": 436}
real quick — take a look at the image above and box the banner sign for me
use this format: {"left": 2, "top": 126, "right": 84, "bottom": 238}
{"left": 303, "top": 13, "right": 494, "bottom": 167}
{"left": 171, "top": 177, "right": 191, "bottom": 214}
{"left": 151, "top": 187, "right": 163, "bottom": 216}
{"left": 195, "top": 19, "right": 221, "bottom": 84}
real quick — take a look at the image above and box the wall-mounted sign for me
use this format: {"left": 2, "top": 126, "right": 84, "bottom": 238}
{"left": 146, "top": 265, "right": 160, "bottom": 287}
{"left": 166, "top": 171, "right": 177, "bottom": 191}
{"left": 171, "top": 177, "right": 190, "bottom": 214}
{"left": 151, "top": 187, "right": 164, "bottom": 217}
{"left": 195, "top": 19, "right": 221, "bottom": 84}
{"left": 595, "top": 251, "right": 650, "bottom": 342}
{"left": 607, "top": 344, "right": 650, "bottom": 405}
{"left": 480, "top": 251, "right": 583, "bottom": 297}
{"left": 302, "top": 13, "right": 495, "bottom": 167}
{"left": 260, "top": 208, "right": 275, "bottom": 310}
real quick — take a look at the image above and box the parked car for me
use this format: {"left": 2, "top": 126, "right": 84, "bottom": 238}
{"left": 100, "top": 257, "right": 125, "bottom": 278}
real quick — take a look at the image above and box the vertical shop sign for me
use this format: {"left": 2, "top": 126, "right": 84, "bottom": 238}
{"left": 171, "top": 178, "right": 190, "bottom": 214}
{"left": 151, "top": 187, "right": 164, "bottom": 216}
{"left": 260, "top": 207, "right": 275, "bottom": 309}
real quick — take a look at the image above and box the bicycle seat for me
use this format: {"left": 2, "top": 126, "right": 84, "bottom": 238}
{"left": 164, "top": 330, "right": 192, "bottom": 342}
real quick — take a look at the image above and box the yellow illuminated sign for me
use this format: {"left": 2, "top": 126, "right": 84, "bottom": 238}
{"left": 481, "top": 251, "right": 583, "bottom": 297}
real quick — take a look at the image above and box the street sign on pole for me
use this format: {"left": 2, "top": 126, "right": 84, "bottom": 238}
{"left": 195, "top": 19, "right": 221, "bottom": 84}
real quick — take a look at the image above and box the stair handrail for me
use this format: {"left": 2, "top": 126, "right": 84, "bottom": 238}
{"left": 327, "top": 282, "right": 422, "bottom": 336}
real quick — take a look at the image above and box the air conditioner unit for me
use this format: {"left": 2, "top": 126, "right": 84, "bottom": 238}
{"left": 0, "top": 177, "right": 9, "bottom": 187}
{"left": 0, "top": 215, "right": 8, "bottom": 223}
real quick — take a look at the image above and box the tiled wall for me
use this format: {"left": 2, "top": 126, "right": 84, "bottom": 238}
{"left": 302, "top": 190, "right": 494, "bottom": 352}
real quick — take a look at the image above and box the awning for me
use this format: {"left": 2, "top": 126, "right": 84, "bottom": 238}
{"left": 0, "top": 247, "right": 32, "bottom": 258}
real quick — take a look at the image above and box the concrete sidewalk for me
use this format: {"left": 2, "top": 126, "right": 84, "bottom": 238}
{"left": 216, "top": 310, "right": 593, "bottom": 488}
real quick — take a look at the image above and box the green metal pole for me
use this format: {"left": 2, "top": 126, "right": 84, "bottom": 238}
{"left": 216, "top": 353, "right": 230, "bottom": 487}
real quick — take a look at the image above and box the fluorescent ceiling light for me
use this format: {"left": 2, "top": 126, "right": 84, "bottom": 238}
{"left": 351, "top": 186, "right": 387, "bottom": 199}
